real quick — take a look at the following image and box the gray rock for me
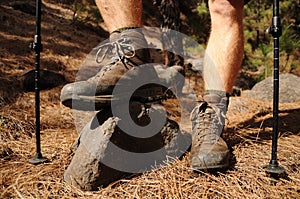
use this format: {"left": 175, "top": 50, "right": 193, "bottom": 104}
{"left": 64, "top": 102, "right": 191, "bottom": 190}
{"left": 22, "top": 69, "right": 65, "bottom": 91}
{"left": 154, "top": 64, "right": 185, "bottom": 95}
{"left": 245, "top": 73, "right": 300, "bottom": 103}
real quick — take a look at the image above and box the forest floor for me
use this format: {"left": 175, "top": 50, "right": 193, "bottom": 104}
{"left": 0, "top": 1, "right": 299, "bottom": 198}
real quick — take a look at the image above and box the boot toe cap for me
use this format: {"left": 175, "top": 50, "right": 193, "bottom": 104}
{"left": 60, "top": 81, "right": 97, "bottom": 102}
{"left": 60, "top": 81, "right": 99, "bottom": 110}
{"left": 190, "top": 150, "right": 230, "bottom": 171}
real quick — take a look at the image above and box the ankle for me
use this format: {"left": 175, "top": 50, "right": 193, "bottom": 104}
{"left": 203, "top": 90, "right": 230, "bottom": 108}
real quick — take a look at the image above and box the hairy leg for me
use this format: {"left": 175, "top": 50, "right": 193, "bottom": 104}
{"left": 204, "top": 0, "right": 244, "bottom": 93}
{"left": 95, "top": 0, "right": 143, "bottom": 33}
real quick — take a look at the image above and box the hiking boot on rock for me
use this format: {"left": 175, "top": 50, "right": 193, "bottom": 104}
{"left": 61, "top": 28, "right": 167, "bottom": 110}
{"left": 189, "top": 91, "right": 230, "bottom": 171}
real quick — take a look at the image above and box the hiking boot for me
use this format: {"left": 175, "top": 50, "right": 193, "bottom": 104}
{"left": 61, "top": 28, "right": 166, "bottom": 110}
{"left": 189, "top": 91, "right": 230, "bottom": 171}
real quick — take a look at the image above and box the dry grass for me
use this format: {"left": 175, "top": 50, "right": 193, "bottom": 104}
{"left": 1, "top": 0, "right": 300, "bottom": 198}
{"left": 1, "top": 90, "right": 299, "bottom": 198}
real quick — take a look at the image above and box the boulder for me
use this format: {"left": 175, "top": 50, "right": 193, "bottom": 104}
{"left": 244, "top": 73, "right": 300, "bottom": 103}
{"left": 64, "top": 102, "right": 191, "bottom": 190}
{"left": 22, "top": 69, "right": 66, "bottom": 92}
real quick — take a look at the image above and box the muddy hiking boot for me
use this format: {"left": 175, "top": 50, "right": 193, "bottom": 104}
{"left": 190, "top": 91, "right": 230, "bottom": 171}
{"left": 61, "top": 28, "right": 177, "bottom": 110}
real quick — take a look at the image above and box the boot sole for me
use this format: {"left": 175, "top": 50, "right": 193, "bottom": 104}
{"left": 190, "top": 163, "right": 229, "bottom": 172}
{"left": 61, "top": 86, "right": 168, "bottom": 111}
{"left": 62, "top": 95, "right": 115, "bottom": 111}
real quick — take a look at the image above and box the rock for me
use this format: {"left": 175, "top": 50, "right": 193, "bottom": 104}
{"left": 22, "top": 69, "right": 66, "bottom": 92}
{"left": 64, "top": 102, "right": 191, "bottom": 190}
{"left": 186, "top": 58, "right": 203, "bottom": 72}
{"left": 64, "top": 115, "right": 122, "bottom": 190}
{"left": 154, "top": 64, "right": 185, "bottom": 96}
{"left": 244, "top": 73, "right": 300, "bottom": 103}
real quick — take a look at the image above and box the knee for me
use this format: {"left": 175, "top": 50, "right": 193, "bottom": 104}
{"left": 208, "top": 0, "right": 244, "bottom": 18}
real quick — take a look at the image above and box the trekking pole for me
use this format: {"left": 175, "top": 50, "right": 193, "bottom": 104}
{"left": 262, "top": 0, "right": 285, "bottom": 180}
{"left": 29, "top": 0, "right": 48, "bottom": 164}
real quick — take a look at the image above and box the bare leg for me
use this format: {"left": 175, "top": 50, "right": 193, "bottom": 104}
{"left": 189, "top": 0, "right": 245, "bottom": 171}
{"left": 95, "top": 0, "right": 143, "bottom": 33}
{"left": 204, "top": 0, "right": 244, "bottom": 93}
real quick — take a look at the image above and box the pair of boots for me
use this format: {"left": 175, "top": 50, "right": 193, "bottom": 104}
{"left": 60, "top": 28, "right": 230, "bottom": 171}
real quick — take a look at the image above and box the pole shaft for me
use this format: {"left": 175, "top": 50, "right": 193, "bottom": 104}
{"left": 270, "top": 0, "right": 281, "bottom": 166}
{"left": 35, "top": 0, "right": 42, "bottom": 156}
{"left": 271, "top": 36, "right": 279, "bottom": 165}
{"left": 273, "top": 0, "right": 279, "bottom": 17}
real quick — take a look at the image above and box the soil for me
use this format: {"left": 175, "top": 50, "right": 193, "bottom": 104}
{"left": 0, "top": 1, "right": 299, "bottom": 198}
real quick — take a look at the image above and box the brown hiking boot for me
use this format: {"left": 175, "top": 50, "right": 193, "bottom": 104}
{"left": 90, "top": 29, "right": 152, "bottom": 94}
{"left": 61, "top": 28, "right": 166, "bottom": 110}
{"left": 189, "top": 91, "right": 230, "bottom": 171}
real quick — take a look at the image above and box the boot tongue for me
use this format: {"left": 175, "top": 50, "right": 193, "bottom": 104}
{"left": 203, "top": 133, "right": 219, "bottom": 143}
{"left": 109, "top": 31, "right": 120, "bottom": 42}
{"left": 120, "top": 29, "right": 148, "bottom": 51}
{"left": 119, "top": 29, "right": 150, "bottom": 64}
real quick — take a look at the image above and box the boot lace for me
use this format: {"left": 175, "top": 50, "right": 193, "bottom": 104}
{"left": 191, "top": 102, "right": 226, "bottom": 146}
{"left": 95, "top": 37, "right": 136, "bottom": 69}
